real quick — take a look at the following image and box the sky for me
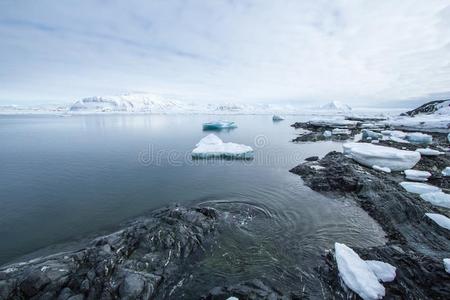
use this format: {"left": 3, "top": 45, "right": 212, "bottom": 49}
{"left": 1, "top": 0, "right": 450, "bottom": 106}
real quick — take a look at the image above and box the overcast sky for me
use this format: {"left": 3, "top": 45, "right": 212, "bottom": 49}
{"left": 1, "top": 0, "right": 450, "bottom": 106}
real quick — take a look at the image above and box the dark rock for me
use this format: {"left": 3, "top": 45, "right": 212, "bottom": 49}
{"left": 304, "top": 156, "right": 319, "bottom": 161}
{"left": 402, "top": 99, "right": 450, "bottom": 116}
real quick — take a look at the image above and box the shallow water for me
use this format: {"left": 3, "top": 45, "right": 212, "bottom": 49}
{"left": 0, "top": 114, "right": 385, "bottom": 296}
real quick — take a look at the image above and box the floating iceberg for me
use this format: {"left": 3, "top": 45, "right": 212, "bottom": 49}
{"left": 335, "top": 243, "right": 386, "bottom": 300}
{"left": 203, "top": 121, "right": 237, "bottom": 130}
{"left": 365, "top": 260, "right": 396, "bottom": 283}
{"left": 425, "top": 213, "right": 450, "bottom": 230}
{"left": 404, "top": 169, "right": 431, "bottom": 182}
{"left": 372, "top": 165, "right": 391, "bottom": 173}
{"left": 332, "top": 128, "right": 351, "bottom": 135}
{"left": 399, "top": 182, "right": 441, "bottom": 194}
{"left": 415, "top": 148, "right": 444, "bottom": 156}
{"left": 343, "top": 143, "right": 421, "bottom": 171}
{"left": 272, "top": 115, "right": 285, "bottom": 121}
{"left": 362, "top": 129, "right": 383, "bottom": 141}
{"left": 444, "top": 259, "right": 450, "bottom": 274}
{"left": 420, "top": 192, "right": 450, "bottom": 209}
{"left": 192, "top": 134, "right": 254, "bottom": 159}
{"left": 442, "top": 167, "right": 450, "bottom": 177}
{"left": 404, "top": 132, "right": 432, "bottom": 145}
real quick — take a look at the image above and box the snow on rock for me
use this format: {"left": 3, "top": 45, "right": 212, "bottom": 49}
{"left": 420, "top": 192, "right": 450, "bottom": 209}
{"left": 425, "top": 213, "right": 450, "bottom": 230}
{"left": 320, "top": 101, "right": 352, "bottom": 112}
{"left": 192, "top": 134, "right": 254, "bottom": 159}
{"left": 272, "top": 115, "right": 285, "bottom": 121}
{"left": 404, "top": 132, "right": 433, "bottom": 145}
{"left": 399, "top": 182, "right": 441, "bottom": 194}
{"left": 202, "top": 121, "right": 237, "bottom": 130}
{"left": 334, "top": 243, "right": 385, "bottom": 300}
{"left": 442, "top": 167, "right": 450, "bottom": 177}
{"left": 404, "top": 169, "right": 431, "bottom": 182}
{"left": 415, "top": 148, "right": 444, "bottom": 156}
{"left": 365, "top": 261, "right": 396, "bottom": 283}
{"left": 343, "top": 143, "right": 421, "bottom": 171}
{"left": 444, "top": 259, "right": 450, "bottom": 274}
{"left": 372, "top": 165, "right": 391, "bottom": 173}
{"left": 332, "top": 128, "right": 351, "bottom": 135}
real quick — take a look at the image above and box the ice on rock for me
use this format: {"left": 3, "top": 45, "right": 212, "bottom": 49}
{"left": 365, "top": 261, "right": 396, "bottom": 282}
{"left": 332, "top": 128, "right": 351, "bottom": 135}
{"left": 192, "top": 134, "right": 254, "bottom": 159}
{"left": 425, "top": 213, "right": 450, "bottom": 230}
{"left": 362, "top": 129, "right": 383, "bottom": 141}
{"left": 272, "top": 115, "right": 285, "bottom": 121}
{"left": 343, "top": 143, "right": 421, "bottom": 171}
{"left": 404, "top": 132, "right": 432, "bottom": 145}
{"left": 400, "top": 182, "right": 441, "bottom": 194}
{"left": 323, "top": 130, "right": 332, "bottom": 137}
{"left": 444, "top": 259, "right": 450, "bottom": 274}
{"left": 372, "top": 165, "right": 391, "bottom": 173}
{"left": 415, "top": 148, "right": 444, "bottom": 156}
{"left": 442, "top": 167, "right": 450, "bottom": 177}
{"left": 420, "top": 192, "right": 450, "bottom": 209}
{"left": 203, "top": 121, "right": 237, "bottom": 130}
{"left": 404, "top": 169, "right": 431, "bottom": 182}
{"left": 334, "top": 243, "right": 385, "bottom": 300}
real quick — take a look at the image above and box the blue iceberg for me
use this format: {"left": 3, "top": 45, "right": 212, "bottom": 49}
{"left": 404, "top": 132, "right": 432, "bottom": 145}
{"left": 272, "top": 115, "right": 285, "bottom": 121}
{"left": 202, "top": 121, "right": 237, "bottom": 131}
{"left": 362, "top": 129, "right": 383, "bottom": 141}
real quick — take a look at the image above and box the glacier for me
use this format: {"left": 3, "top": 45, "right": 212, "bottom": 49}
{"left": 191, "top": 134, "right": 254, "bottom": 159}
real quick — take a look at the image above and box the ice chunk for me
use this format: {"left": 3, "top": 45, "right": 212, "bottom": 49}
{"left": 323, "top": 130, "right": 332, "bottom": 137}
{"left": 404, "top": 169, "right": 431, "bottom": 182}
{"left": 420, "top": 192, "right": 450, "bottom": 209}
{"left": 425, "top": 213, "right": 450, "bottom": 230}
{"left": 442, "top": 167, "right": 450, "bottom": 177}
{"left": 343, "top": 143, "right": 421, "bottom": 171}
{"left": 332, "top": 128, "right": 351, "bottom": 135}
{"left": 372, "top": 165, "right": 391, "bottom": 173}
{"left": 381, "top": 130, "right": 407, "bottom": 139}
{"left": 399, "top": 182, "right": 441, "bottom": 194}
{"left": 365, "top": 261, "right": 396, "bottom": 282}
{"left": 226, "top": 297, "right": 239, "bottom": 300}
{"left": 272, "top": 115, "right": 285, "bottom": 121}
{"left": 202, "top": 121, "right": 237, "bottom": 130}
{"left": 415, "top": 148, "right": 444, "bottom": 156}
{"left": 389, "top": 136, "right": 410, "bottom": 144}
{"left": 335, "top": 243, "right": 385, "bottom": 300}
{"left": 444, "top": 258, "right": 450, "bottom": 274}
{"left": 404, "top": 132, "right": 432, "bottom": 145}
{"left": 362, "top": 129, "right": 383, "bottom": 141}
{"left": 192, "top": 134, "right": 254, "bottom": 159}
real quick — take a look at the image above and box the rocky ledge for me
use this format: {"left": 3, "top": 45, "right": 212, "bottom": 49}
{"left": 290, "top": 151, "right": 450, "bottom": 298}
{"left": 0, "top": 206, "right": 220, "bottom": 300}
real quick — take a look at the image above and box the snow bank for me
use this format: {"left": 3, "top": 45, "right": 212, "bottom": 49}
{"left": 343, "top": 143, "right": 421, "bottom": 171}
{"left": 202, "top": 121, "right": 237, "bottom": 130}
{"left": 425, "top": 213, "right": 450, "bottom": 230}
{"left": 420, "top": 192, "right": 450, "bottom": 209}
{"left": 400, "top": 182, "right": 441, "bottom": 194}
{"left": 192, "top": 134, "right": 254, "bottom": 159}
{"left": 335, "top": 243, "right": 386, "bottom": 300}
{"left": 415, "top": 148, "right": 444, "bottom": 156}
{"left": 404, "top": 170, "right": 431, "bottom": 182}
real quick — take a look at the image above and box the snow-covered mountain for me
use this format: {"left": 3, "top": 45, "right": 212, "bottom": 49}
{"left": 403, "top": 100, "right": 450, "bottom": 116}
{"left": 320, "top": 101, "right": 352, "bottom": 112}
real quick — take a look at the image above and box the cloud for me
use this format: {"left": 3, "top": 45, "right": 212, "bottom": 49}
{"left": 1, "top": 0, "right": 450, "bottom": 106}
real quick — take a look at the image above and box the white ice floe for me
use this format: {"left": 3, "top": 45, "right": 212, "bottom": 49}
{"left": 404, "top": 132, "right": 433, "bottom": 145}
{"left": 365, "top": 260, "right": 396, "bottom": 283}
{"left": 372, "top": 165, "right": 391, "bottom": 173}
{"left": 192, "top": 134, "right": 254, "bottom": 159}
{"left": 343, "top": 143, "right": 421, "bottom": 171}
{"left": 272, "top": 115, "right": 285, "bottom": 121}
{"left": 404, "top": 169, "right": 431, "bottom": 182}
{"left": 332, "top": 128, "right": 351, "bottom": 135}
{"left": 420, "top": 192, "right": 450, "bottom": 209}
{"left": 335, "top": 243, "right": 386, "bottom": 300}
{"left": 202, "top": 121, "right": 237, "bottom": 130}
{"left": 399, "top": 182, "right": 441, "bottom": 194}
{"left": 425, "top": 213, "right": 450, "bottom": 230}
{"left": 415, "top": 148, "right": 444, "bottom": 156}
{"left": 323, "top": 130, "right": 332, "bottom": 137}
{"left": 442, "top": 167, "right": 450, "bottom": 177}
{"left": 444, "top": 259, "right": 450, "bottom": 274}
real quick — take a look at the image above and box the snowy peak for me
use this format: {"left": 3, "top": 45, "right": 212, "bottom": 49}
{"left": 320, "top": 101, "right": 352, "bottom": 112}
{"left": 403, "top": 99, "right": 450, "bottom": 116}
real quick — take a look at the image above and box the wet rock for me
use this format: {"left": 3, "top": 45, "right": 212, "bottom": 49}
{"left": 290, "top": 151, "right": 450, "bottom": 298}
{"left": 0, "top": 207, "right": 220, "bottom": 299}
